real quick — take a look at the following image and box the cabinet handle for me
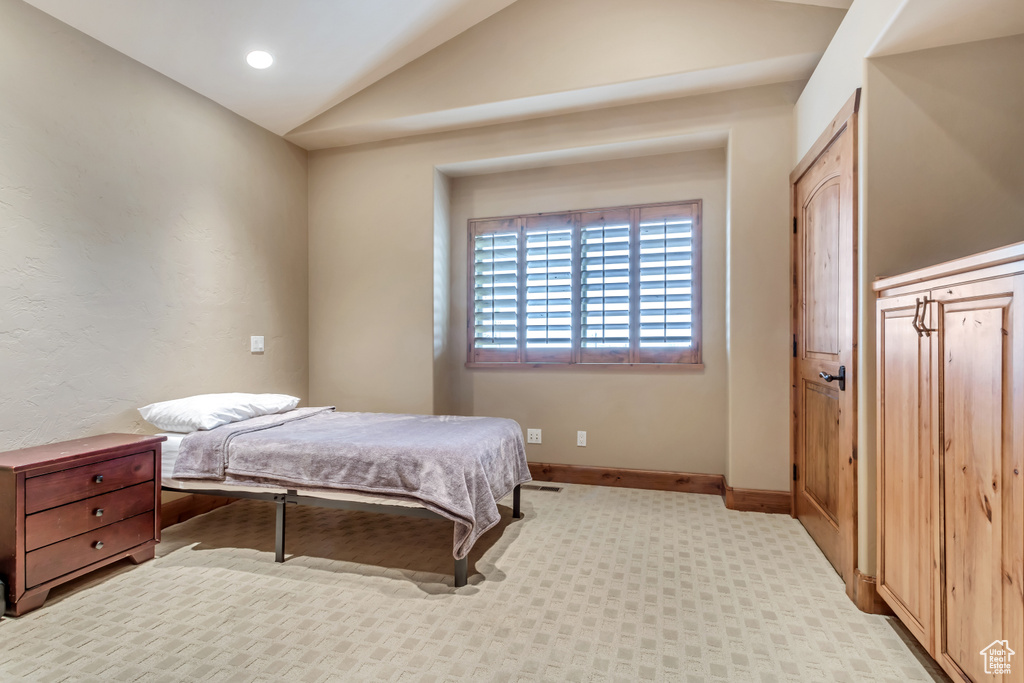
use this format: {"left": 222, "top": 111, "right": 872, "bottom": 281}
{"left": 94, "top": 475, "right": 104, "bottom": 484}
{"left": 94, "top": 509, "right": 104, "bottom": 517}
{"left": 917, "top": 296, "right": 935, "bottom": 337}
{"left": 93, "top": 541, "right": 104, "bottom": 550}
{"left": 912, "top": 298, "right": 925, "bottom": 337}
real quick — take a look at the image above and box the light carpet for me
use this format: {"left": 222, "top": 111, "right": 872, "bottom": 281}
{"left": 0, "top": 483, "right": 948, "bottom": 682}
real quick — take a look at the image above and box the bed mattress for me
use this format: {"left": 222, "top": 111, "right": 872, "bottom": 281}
{"left": 160, "top": 432, "right": 421, "bottom": 508}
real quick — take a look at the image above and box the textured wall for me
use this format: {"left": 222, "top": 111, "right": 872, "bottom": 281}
{"left": 0, "top": 0, "right": 309, "bottom": 451}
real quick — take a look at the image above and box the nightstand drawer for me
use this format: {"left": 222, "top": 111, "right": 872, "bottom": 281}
{"left": 25, "top": 511, "right": 154, "bottom": 588}
{"left": 25, "top": 482, "right": 155, "bottom": 552}
{"left": 25, "top": 451, "right": 154, "bottom": 514}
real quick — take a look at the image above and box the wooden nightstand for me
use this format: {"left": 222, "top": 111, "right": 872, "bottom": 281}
{"left": 0, "top": 434, "right": 165, "bottom": 616}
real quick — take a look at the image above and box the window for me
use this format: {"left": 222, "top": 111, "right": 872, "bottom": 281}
{"left": 468, "top": 200, "right": 701, "bottom": 367}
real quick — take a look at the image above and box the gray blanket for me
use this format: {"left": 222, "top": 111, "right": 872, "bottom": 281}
{"left": 172, "top": 408, "right": 531, "bottom": 558}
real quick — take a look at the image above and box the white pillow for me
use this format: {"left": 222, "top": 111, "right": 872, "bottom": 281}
{"left": 139, "top": 393, "right": 301, "bottom": 432}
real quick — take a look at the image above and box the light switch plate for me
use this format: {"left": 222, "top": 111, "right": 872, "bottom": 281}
{"left": 251, "top": 336, "right": 265, "bottom": 353}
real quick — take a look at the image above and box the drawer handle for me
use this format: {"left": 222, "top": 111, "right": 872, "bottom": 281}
{"left": 93, "top": 541, "right": 104, "bottom": 550}
{"left": 94, "top": 475, "right": 104, "bottom": 484}
{"left": 94, "top": 508, "right": 104, "bottom": 517}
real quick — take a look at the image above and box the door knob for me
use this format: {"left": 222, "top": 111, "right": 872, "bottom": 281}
{"left": 819, "top": 365, "right": 846, "bottom": 391}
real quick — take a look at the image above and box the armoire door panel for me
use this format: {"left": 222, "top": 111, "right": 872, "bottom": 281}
{"left": 935, "top": 285, "right": 1019, "bottom": 682}
{"left": 876, "top": 298, "right": 933, "bottom": 649}
{"left": 1005, "top": 272, "right": 1024, "bottom": 681}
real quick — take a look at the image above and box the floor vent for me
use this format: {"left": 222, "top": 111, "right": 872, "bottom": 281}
{"left": 522, "top": 484, "right": 562, "bottom": 492}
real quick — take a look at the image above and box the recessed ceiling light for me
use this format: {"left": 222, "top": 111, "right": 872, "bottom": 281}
{"left": 246, "top": 50, "right": 273, "bottom": 69}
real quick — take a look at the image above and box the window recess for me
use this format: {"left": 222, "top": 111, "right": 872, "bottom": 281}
{"left": 467, "top": 200, "right": 702, "bottom": 367}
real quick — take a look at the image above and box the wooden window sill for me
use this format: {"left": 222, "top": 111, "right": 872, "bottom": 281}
{"left": 465, "top": 362, "right": 704, "bottom": 371}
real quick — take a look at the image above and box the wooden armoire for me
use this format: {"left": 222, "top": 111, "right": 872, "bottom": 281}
{"left": 875, "top": 242, "right": 1024, "bottom": 682}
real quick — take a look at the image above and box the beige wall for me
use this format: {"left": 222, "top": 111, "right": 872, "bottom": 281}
{"left": 309, "top": 83, "right": 797, "bottom": 490}
{"left": 447, "top": 150, "right": 727, "bottom": 472}
{"left": 0, "top": 0, "right": 309, "bottom": 454}
{"left": 865, "top": 35, "right": 1024, "bottom": 276}
{"left": 793, "top": 0, "right": 902, "bottom": 161}
{"left": 721, "top": 109, "right": 799, "bottom": 491}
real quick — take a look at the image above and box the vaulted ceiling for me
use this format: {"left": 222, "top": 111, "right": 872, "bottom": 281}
{"left": 22, "top": 0, "right": 521, "bottom": 136}
{"left": 23, "top": 0, "right": 853, "bottom": 149}
{"left": 23, "top": 0, "right": 1024, "bottom": 151}
{"left": 288, "top": 0, "right": 848, "bottom": 149}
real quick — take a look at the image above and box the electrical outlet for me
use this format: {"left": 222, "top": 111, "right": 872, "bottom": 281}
{"left": 527, "top": 429, "right": 542, "bottom": 444}
{"left": 577, "top": 431, "right": 587, "bottom": 447}
{"left": 250, "top": 336, "right": 265, "bottom": 353}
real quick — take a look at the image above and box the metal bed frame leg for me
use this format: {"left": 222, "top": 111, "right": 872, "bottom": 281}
{"left": 275, "top": 497, "right": 286, "bottom": 563}
{"left": 454, "top": 556, "right": 467, "bottom": 588}
{"left": 262, "top": 487, "right": 509, "bottom": 584}
{"left": 513, "top": 484, "right": 522, "bottom": 519}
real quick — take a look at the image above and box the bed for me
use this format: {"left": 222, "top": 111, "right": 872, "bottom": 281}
{"left": 159, "top": 407, "right": 531, "bottom": 587}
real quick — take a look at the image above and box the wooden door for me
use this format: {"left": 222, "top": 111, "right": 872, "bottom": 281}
{"left": 792, "top": 92, "right": 858, "bottom": 596}
{"left": 876, "top": 293, "right": 935, "bottom": 653}
{"left": 931, "top": 276, "right": 1023, "bottom": 683}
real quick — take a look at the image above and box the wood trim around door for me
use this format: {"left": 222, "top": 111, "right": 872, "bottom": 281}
{"left": 790, "top": 90, "right": 861, "bottom": 185}
{"left": 791, "top": 89, "right": 860, "bottom": 602}
{"left": 723, "top": 485, "right": 792, "bottom": 514}
{"left": 853, "top": 569, "right": 894, "bottom": 615}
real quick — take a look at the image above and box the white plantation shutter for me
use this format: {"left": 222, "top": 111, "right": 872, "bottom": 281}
{"left": 524, "top": 214, "right": 574, "bottom": 362}
{"left": 638, "top": 204, "right": 700, "bottom": 363}
{"left": 579, "top": 209, "right": 631, "bottom": 362}
{"left": 471, "top": 219, "right": 520, "bottom": 362}
{"left": 468, "top": 200, "right": 701, "bottom": 366}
